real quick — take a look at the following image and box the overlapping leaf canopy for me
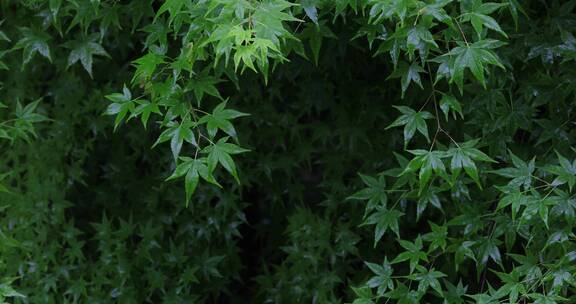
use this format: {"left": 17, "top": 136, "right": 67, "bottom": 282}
{"left": 0, "top": 0, "right": 575, "bottom": 303}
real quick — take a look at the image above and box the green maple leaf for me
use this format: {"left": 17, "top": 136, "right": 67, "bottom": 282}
{"left": 406, "top": 25, "right": 439, "bottom": 61}
{"left": 251, "top": 0, "right": 299, "bottom": 45}
{"left": 155, "top": 0, "right": 188, "bottom": 25}
{"left": 364, "top": 258, "right": 394, "bottom": 296}
{"left": 493, "top": 270, "right": 525, "bottom": 303}
{"left": 198, "top": 100, "right": 249, "bottom": 138}
{"left": 477, "top": 237, "right": 502, "bottom": 266}
{"left": 386, "top": 106, "right": 433, "bottom": 147}
{"left": 347, "top": 173, "right": 388, "bottom": 211}
{"left": 491, "top": 151, "right": 535, "bottom": 190}
{"left": 64, "top": 34, "right": 110, "bottom": 77}
{"left": 132, "top": 52, "right": 165, "bottom": 82}
{"left": 167, "top": 157, "right": 221, "bottom": 205}
{"left": 392, "top": 236, "right": 428, "bottom": 274}
{"left": 461, "top": 1, "right": 508, "bottom": 38}
{"left": 466, "top": 293, "right": 498, "bottom": 304}
{"left": 141, "top": 22, "right": 170, "bottom": 49}
{"left": 65, "top": 0, "right": 98, "bottom": 31}
{"left": 439, "top": 93, "right": 463, "bottom": 120}
{"left": 544, "top": 152, "right": 576, "bottom": 191}
{"left": 415, "top": 268, "right": 446, "bottom": 297}
{"left": 300, "top": 22, "right": 337, "bottom": 66}
{"left": 444, "top": 280, "right": 468, "bottom": 304}
{"left": 233, "top": 45, "right": 257, "bottom": 73}
{"left": 104, "top": 85, "right": 135, "bottom": 130}
{"left": 153, "top": 117, "right": 197, "bottom": 161}
{"left": 15, "top": 98, "right": 48, "bottom": 128}
{"left": 14, "top": 27, "right": 52, "bottom": 66}
{"left": 416, "top": 187, "right": 442, "bottom": 220}
{"left": 550, "top": 190, "right": 576, "bottom": 223}
{"left": 422, "top": 222, "right": 448, "bottom": 252}
{"left": 442, "top": 39, "right": 505, "bottom": 90}
{"left": 451, "top": 240, "right": 476, "bottom": 271}
{"left": 202, "top": 137, "right": 249, "bottom": 183}
{"left": 448, "top": 139, "right": 496, "bottom": 187}
{"left": 185, "top": 73, "right": 223, "bottom": 105}
{"left": 387, "top": 61, "right": 425, "bottom": 97}
{"left": 131, "top": 99, "right": 161, "bottom": 129}
{"left": 496, "top": 190, "right": 528, "bottom": 220}
{"left": 369, "top": 0, "right": 415, "bottom": 23}
{"left": 402, "top": 149, "right": 451, "bottom": 192}
{"left": 362, "top": 207, "right": 404, "bottom": 246}
{"left": 421, "top": 1, "right": 453, "bottom": 25}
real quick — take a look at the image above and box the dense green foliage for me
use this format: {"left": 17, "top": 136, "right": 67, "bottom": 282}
{"left": 0, "top": 0, "right": 575, "bottom": 303}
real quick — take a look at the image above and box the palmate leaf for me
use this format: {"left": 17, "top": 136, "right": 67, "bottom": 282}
{"left": 10, "top": 99, "right": 48, "bottom": 142}
{"left": 131, "top": 99, "right": 162, "bottom": 128}
{"left": 155, "top": 0, "right": 188, "bottom": 25}
{"left": 406, "top": 25, "right": 439, "bottom": 61}
{"left": 14, "top": 27, "right": 52, "bottom": 65}
{"left": 544, "top": 152, "right": 576, "bottom": 191}
{"left": 166, "top": 157, "right": 221, "bottom": 205}
{"left": 491, "top": 151, "right": 535, "bottom": 190}
{"left": 347, "top": 173, "right": 388, "bottom": 211}
{"left": 362, "top": 207, "right": 404, "bottom": 246}
{"left": 416, "top": 187, "right": 442, "bottom": 220}
{"left": 202, "top": 137, "right": 250, "bottom": 183}
{"left": 413, "top": 267, "right": 446, "bottom": 297}
{"left": 387, "top": 61, "right": 425, "bottom": 97}
{"left": 104, "top": 85, "right": 136, "bottom": 131}
{"left": 300, "top": 22, "right": 337, "bottom": 66}
{"left": 402, "top": 149, "right": 451, "bottom": 192}
{"left": 132, "top": 52, "right": 165, "bottom": 83}
{"left": 440, "top": 39, "right": 505, "bottom": 91}
{"left": 351, "top": 286, "right": 373, "bottom": 304}
{"left": 64, "top": 34, "right": 110, "bottom": 77}
{"left": 364, "top": 258, "right": 394, "bottom": 296}
{"left": 550, "top": 190, "right": 576, "bottom": 223}
{"left": 517, "top": 191, "right": 557, "bottom": 229}
{"left": 368, "top": 0, "right": 417, "bottom": 23}
{"left": 233, "top": 44, "right": 258, "bottom": 73}
{"left": 477, "top": 237, "right": 502, "bottom": 267}
{"left": 420, "top": 0, "right": 453, "bottom": 25}
{"left": 493, "top": 270, "right": 525, "bottom": 303}
{"left": 496, "top": 190, "right": 528, "bottom": 220}
{"left": 152, "top": 116, "right": 197, "bottom": 161}
{"left": 198, "top": 100, "right": 249, "bottom": 138}
{"left": 392, "top": 236, "right": 428, "bottom": 274}
{"left": 422, "top": 221, "right": 447, "bottom": 252}
{"left": 185, "top": 73, "right": 223, "bottom": 105}
{"left": 14, "top": 99, "right": 47, "bottom": 126}
{"left": 447, "top": 139, "right": 496, "bottom": 187}
{"left": 460, "top": 0, "right": 508, "bottom": 38}
{"left": 386, "top": 106, "right": 433, "bottom": 147}
{"left": 439, "top": 93, "right": 463, "bottom": 120}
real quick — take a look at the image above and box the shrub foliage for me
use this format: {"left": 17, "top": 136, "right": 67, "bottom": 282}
{"left": 0, "top": 0, "right": 575, "bottom": 303}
